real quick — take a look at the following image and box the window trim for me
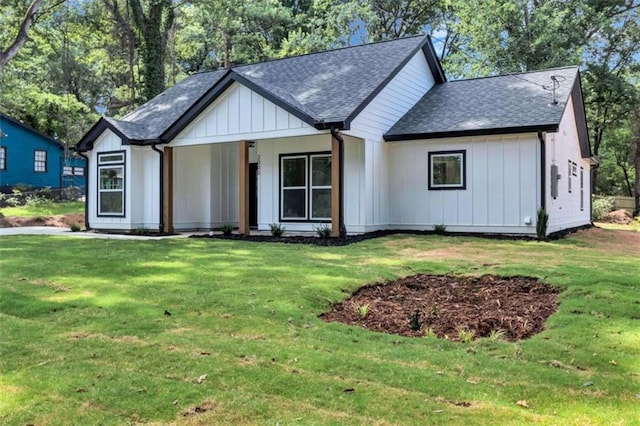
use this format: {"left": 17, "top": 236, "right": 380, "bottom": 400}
{"left": 279, "top": 151, "right": 332, "bottom": 223}
{"left": 73, "top": 166, "right": 84, "bottom": 176}
{"left": 428, "top": 150, "right": 466, "bottom": 190}
{"left": 0, "top": 146, "right": 6, "bottom": 171}
{"left": 34, "top": 149, "right": 47, "bottom": 173}
{"left": 97, "top": 150, "right": 126, "bottom": 217}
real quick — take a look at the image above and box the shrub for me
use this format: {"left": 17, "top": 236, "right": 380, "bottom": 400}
{"left": 69, "top": 223, "right": 82, "bottom": 232}
{"left": 269, "top": 223, "right": 285, "bottom": 237}
{"left": 134, "top": 227, "right": 150, "bottom": 235}
{"left": 433, "top": 224, "right": 447, "bottom": 234}
{"left": 354, "top": 303, "right": 370, "bottom": 318}
{"left": 220, "top": 223, "right": 234, "bottom": 236}
{"left": 313, "top": 223, "right": 332, "bottom": 238}
{"left": 592, "top": 196, "right": 615, "bottom": 221}
{"left": 536, "top": 207, "right": 548, "bottom": 241}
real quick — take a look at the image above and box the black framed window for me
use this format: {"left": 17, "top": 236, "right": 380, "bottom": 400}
{"left": 0, "top": 146, "right": 5, "bottom": 171}
{"left": 280, "top": 152, "right": 332, "bottom": 221}
{"left": 63, "top": 166, "right": 73, "bottom": 175}
{"left": 34, "top": 150, "right": 47, "bottom": 172}
{"left": 97, "top": 151, "right": 125, "bottom": 216}
{"left": 428, "top": 150, "right": 466, "bottom": 190}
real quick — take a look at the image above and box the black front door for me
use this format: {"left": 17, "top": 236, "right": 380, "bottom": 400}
{"left": 249, "top": 163, "right": 258, "bottom": 227}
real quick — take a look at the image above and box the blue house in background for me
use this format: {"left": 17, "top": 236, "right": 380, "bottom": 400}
{"left": 0, "top": 112, "right": 86, "bottom": 192}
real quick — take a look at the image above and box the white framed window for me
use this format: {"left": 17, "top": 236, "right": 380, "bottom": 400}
{"left": 280, "top": 152, "right": 332, "bottom": 221}
{"left": 63, "top": 166, "right": 73, "bottom": 175}
{"left": 0, "top": 146, "right": 6, "bottom": 171}
{"left": 73, "top": 167, "right": 84, "bottom": 176}
{"left": 428, "top": 150, "right": 466, "bottom": 190}
{"left": 98, "top": 151, "right": 125, "bottom": 216}
{"left": 34, "top": 150, "right": 47, "bottom": 172}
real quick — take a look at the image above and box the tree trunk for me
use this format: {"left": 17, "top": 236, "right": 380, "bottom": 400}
{"left": 0, "top": 0, "right": 45, "bottom": 75}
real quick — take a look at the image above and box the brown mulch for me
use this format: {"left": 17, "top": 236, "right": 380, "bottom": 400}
{"left": 320, "top": 274, "right": 559, "bottom": 342}
{"left": 0, "top": 213, "right": 84, "bottom": 228}
{"left": 600, "top": 209, "right": 634, "bottom": 225}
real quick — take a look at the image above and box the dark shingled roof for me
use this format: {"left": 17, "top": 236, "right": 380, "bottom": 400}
{"left": 385, "top": 66, "right": 580, "bottom": 140}
{"left": 78, "top": 35, "right": 442, "bottom": 150}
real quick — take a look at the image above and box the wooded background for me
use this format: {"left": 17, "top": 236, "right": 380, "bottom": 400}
{"left": 1, "top": 0, "right": 638, "bottom": 200}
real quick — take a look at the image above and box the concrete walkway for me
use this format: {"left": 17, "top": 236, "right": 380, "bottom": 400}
{"left": 0, "top": 226, "right": 192, "bottom": 240}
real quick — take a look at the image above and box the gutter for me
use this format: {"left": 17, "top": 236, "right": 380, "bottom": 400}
{"left": 538, "top": 131, "right": 546, "bottom": 211}
{"left": 330, "top": 128, "right": 346, "bottom": 236}
{"left": 151, "top": 144, "right": 164, "bottom": 233}
{"left": 76, "top": 150, "right": 91, "bottom": 230}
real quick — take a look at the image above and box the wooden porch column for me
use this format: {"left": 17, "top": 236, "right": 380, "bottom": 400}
{"left": 239, "top": 140, "right": 250, "bottom": 235}
{"left": 163, "top": 146, "right": 174, "bottom": 233}
{"left": 331, "top": 135, "right": 341, "bottom": 237}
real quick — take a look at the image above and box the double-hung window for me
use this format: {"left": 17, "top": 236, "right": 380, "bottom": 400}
{"left": 73, "top": 167, "right": 84, "bottom": 176}
{"left": 280, "top": 152, "right": 332, "bottom": 221}
{"left": 0, "top": 146, "right": 6, "bottom": 171}
{"left": 34, "top": 150, "right": 47, "bottom": 172}
{"left": 98, "top": 151, "right": 125, "bottom": 216}
{"left": 428, "top": 150, "right": 466, "bottom": 190}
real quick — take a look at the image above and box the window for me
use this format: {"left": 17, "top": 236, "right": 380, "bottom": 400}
{"left": 34, "top": 150, "right": 47, "bottom": 172}
{"left": 580, "top": 167, "right": 584, "bottom": 211}
{"left": 280, "top": 152, "right": 331, "bottom": 221}
{"left": 73, "top": 167, "right": 84, "bottom": 176}
{"left": 98, "top": 151, "right": 125, "bottom": 216}
{"left": 428, "top": 150, "right": 466, "bottom": 190}
{"left": 0, "top": 146, "right": 5, "bottom": 171}
{"left": 63, "top": 166, "right": 73, "bottom": 175}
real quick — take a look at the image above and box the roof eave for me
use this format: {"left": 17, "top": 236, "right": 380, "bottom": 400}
{"left": 76, "top": 117, "right": 133, "bottom": 152}
{"left": 384, "top": 124, "right": 559, "bottom": 142}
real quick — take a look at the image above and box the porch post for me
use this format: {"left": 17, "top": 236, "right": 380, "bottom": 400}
{"left": 331, "top": 135, "right": 341, "bottom": 237}
{"left": 239, "top": 140, "right": 250, "bottom": 235}
{"left": 163, "top": 146, "right": 174, "bottom": 233}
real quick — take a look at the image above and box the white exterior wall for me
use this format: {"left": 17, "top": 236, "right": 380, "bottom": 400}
{"left": 172, "top": 143, "right": 239, "bottom": 230}
{"left": 343, "top": 50, "right": 436, "bottom": 231}
{"left": 171, "top": 82, "right": 321, "bottom": 147}
{"left": 545, "top": 95, "right": 591, "bottom": 233}
{"left": 388, "top": 134, "right": 541, "bottom": 234}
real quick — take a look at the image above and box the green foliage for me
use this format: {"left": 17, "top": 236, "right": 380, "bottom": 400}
{"left": 313, "top": 223, "right": 332, "bottom": 238}
{"left": 220, "top": 223, "right": 234, "bottom": 236}
{"left": 592, "top": 196, "right": 615, "bottom": 220}
{"left": 433, "top": 223, "right": 447, "bottom": 234}
{"left": 134, "top": 226, "right": 150, "bottom": 235}
{"left": 536, "top": 207, "right": 548, "bottom": 240}
{"left": 69, "top": 223, "right": 82, "bottom": 232}
{"left": 456, "top": 326, "right": 476, "bottom": 343}
{"left": 0, "top": 201, "right": 84, "bottom": 218}
{"left": 269, "top": 223, "right": 285, "bottom": 237}
{"left": 354, "top": 303, "right": 370, "bottom": 318}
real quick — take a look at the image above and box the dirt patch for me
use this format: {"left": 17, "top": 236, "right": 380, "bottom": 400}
{"left": 181, "top": 400, "right": 215, "bottom": 417}
{"left": 321, "top": 274, "right": 558, "bottom": 342}
{"left": 600, "top": 209, "right": 634, "bottom": 225}
{"left": 574, "top": 227, "right": 640, "bottom": 257}
{"left": 0, "top": 213, "right": 83, "bottom": 228}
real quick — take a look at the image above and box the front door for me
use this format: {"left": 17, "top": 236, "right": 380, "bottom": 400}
{"left": 249, "top": 163, "right": 258, "bottom": 227}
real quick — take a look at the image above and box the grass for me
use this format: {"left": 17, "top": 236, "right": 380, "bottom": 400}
{"left": 0, "top": 201, "right": 84, "bottom": 217}
{"left": 0, "top": 229, "right": 639, "bottom": 425}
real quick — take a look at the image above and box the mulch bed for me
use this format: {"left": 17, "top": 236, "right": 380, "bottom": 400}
{"left": 320, "top": 274, "right": 559, "bottom": 341}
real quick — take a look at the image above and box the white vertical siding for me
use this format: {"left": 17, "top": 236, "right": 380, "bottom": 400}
{"left": 388, "top": 134, "right": 540, "bottom": 234}
{"left": 171, "top": 82, "right": 321, "bottom": 146}
{"left": 130, "top": 147, "right": 160, "bottom": 229}
{"left": 343, "top": 50, "right": 437, "bottom": 230}
{"left": 545, "top": 96, "right": 592, "bottom": 233}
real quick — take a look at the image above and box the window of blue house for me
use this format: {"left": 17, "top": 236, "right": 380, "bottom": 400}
{"left": 0, "top": 146, "right": 6, "bottom": 170}
{"left": 98, "top": 151, "right": 125, "bottom": 216}
{"left": 34, "top": 150, "right": 47, "bottom": 172}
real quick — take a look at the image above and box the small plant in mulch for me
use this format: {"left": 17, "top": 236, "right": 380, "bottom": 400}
{"left": 134, "top": 227, "right": 150, "bottom": 235}
{"left": 269, "top": 223, "right": 285, "bottom": 237}
{"left": 354, "top": 303, "right": 370, "bottom": 318}
{"left": 69, "top": 223, "right": 82, "bottom": 232}
{"left": 320, "top": 274, "right": 559, "bottom": 342}
{"left": 313, "top": 223, "right": 332, "bottom": 238}
{"left": 536, "top": 208, "right": 549, "bottom": 241}
{"left": 220, "top": 223, "right": 234, "bottom": 236}
{"left": 433, "top": 224, "right": 447, "bottom": 234}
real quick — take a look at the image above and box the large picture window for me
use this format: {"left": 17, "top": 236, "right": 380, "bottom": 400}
{"left": 98, "top": 151, "right": 125, "bottom": 216}
{"left": 34, "top": 150, "right": 47, "bottom": 172}
{"left": 428, "top": 150, "right": 466, "bottom": 190}
{"left": 280, "top": 152, "right": 331, "bottom": 221}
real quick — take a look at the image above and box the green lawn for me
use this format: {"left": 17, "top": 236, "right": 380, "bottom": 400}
{"left": 0, "top": 229, "right": 638, "bottom": 425}
{"left": 0, "top": 201, "right": 84, "bottom": 217}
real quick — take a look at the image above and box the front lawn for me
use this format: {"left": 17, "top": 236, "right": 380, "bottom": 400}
{"left": 0, "top": 228, "right": 638, "bottom": 425}
{"left": 0, "top": 201, "right": 84, "bottom": 217}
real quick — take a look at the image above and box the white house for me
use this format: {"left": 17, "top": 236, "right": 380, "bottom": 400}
{"left": 76, "top": 35, "right": 595, "bottom": 237}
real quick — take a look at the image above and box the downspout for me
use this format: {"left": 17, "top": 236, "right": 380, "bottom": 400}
{"left": 538, "top": 131, "right": 546, "bottom": 211}
{"left": 151, "top": 144, "right": 164, "bottom": 233}
{"left": 330, "top": 128, "right": 346, "bottom": 236}
{"left": 76, "top": 151, "right": 90, "bottom": 230}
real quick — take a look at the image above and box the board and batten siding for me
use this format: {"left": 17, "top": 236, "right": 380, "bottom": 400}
{"left": 171, "top": 82, "right": 322, "bottom": 147}
{"left": 172, "top": 143, "right": 239, "bottom": 230}
{"left": 343, "top": 50, "right": 436, "bottom": 231}
{"left": 388, "top": 134, "right": 541, "bottom": 234}
{"left": 545, "top": 94, "right": 591, "bottom": 233}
